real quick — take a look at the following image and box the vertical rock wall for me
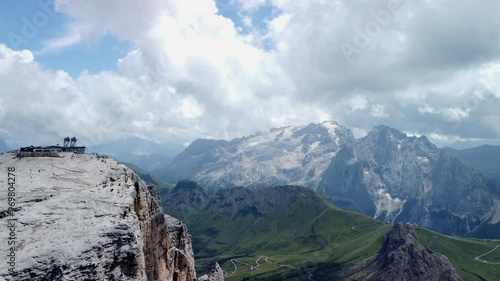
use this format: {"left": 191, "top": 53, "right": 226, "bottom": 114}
{"left": 0, "top": 154, "right": 197, "bottom": 281}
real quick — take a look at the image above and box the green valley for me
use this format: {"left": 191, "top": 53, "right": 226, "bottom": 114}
{"left": 160, "top": 182, "right": 500, "bottom": 280}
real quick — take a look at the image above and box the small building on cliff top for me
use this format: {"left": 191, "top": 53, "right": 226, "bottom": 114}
{"left": 17, "top": 137, "right": 86, "bottom": 157}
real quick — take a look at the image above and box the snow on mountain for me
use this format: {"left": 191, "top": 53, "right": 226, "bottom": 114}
{"left": 159, "top": 122, "right": 499, "bottom": 237}
{"left": 159, "top": 121, "right": 355, "bottom": 189}
{"left": 318, "top": 125, "right": 499, "bottom": 236}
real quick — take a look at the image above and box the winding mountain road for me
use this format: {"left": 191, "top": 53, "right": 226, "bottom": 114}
{"left": 475, "top": 243, "right": 500, "bottom": 264}
{"left": 254, "top": 256, "right": 272, "bottom": 270}
{"left": 228, "top": 259, "right": 238, "bottom": 277}
{"left": 225, "top": 211, "right": 365, "bottom": 280}
{"left": 351, "top": 226, "right": 364, "bottom": 237}
{"left": 228, "top": 255, "right": 313, "bottom": 280}
{"left": 226, "top": 223, "right": 367, "bottom": 279}
{"left": 228, "top": 258, "right": 258, "bottom": 276}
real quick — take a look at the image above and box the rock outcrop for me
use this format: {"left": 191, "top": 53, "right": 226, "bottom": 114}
{"left": 198, "top": 263, "right": 224, "bottom": 281}
{"left": 345, "top": 223, "right": 462, "bottom": 281}
{"left": 374, "top": 223, "right": 462, "bottom": 281}
{"left": 0, "top": 153, "right": 197, "bottom": 281}
{"left": 165, "top": 215, "right": 196, "bottom": 281}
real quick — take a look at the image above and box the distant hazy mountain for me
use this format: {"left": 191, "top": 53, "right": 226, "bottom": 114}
{"left": 0, "top": 138, "right": 10, "bottom": 153}
{"left": 157, "top": 121, "right": 355, "bottom": 189}
{"left": 444, "top": 145, "right": 500, "bottom": 182}
{"left": 318, "top": 125, "right": 499, "bottom": 237}
{"left": 88, "top": 137, "right": 184, "bottom": 171}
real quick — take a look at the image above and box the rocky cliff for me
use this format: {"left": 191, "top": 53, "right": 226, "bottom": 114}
{"left": 198, "top": 263, "right": 224, "bottom": 281}
{"left": 0, "top": 152, "right": 197, "bottom": 281}
{"left": 345, "top": 223, "right": 462, "bottom": 281}
{"left": 375, "top": 223, "right": 462, "bottom": 280}
{"left": 318, "top": 125, "right": 499, "bottom": 236}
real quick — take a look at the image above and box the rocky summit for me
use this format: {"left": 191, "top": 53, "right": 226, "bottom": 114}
{"left": 0, "top": 153, "right": 199, "bottom": 281}
{"left": 318, "top": 125, "right": 499, "bottom": 236}
{"left": 374, "top": 223, "right": 462, "bottom": 281}
{"left": 338, "top": 223, "right": 463, "bottom": 281}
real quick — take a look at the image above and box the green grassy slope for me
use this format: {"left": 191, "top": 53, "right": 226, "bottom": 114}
{"left": 163, "top": 185, "right": 389, "bottom": 280}
{"left": 162, "top": 183, "right": 500, "bottom": 280}
{"left": 211, "top": 207, "right": 389, "bottom": 281}
{"left": 416, "top": 228, "right": 500, "bottom": 281}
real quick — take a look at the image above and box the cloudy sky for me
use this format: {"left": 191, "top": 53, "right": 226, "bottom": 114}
{"left": 1, "top": 0, "right": 500, "bottom": 148}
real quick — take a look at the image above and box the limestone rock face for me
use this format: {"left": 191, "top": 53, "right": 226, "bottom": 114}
{"left": 0, "top": 153, "right": 196, "bottom": 281}
{"left": 165, "top": 215, "right": 196, "bottom": 281}
{"left": 374, "top": 223, "right": 462, "bottom": 281}
{"left": 198, "top": 263, "right": 225, "bottom": 281}
{"left": 336, "top": 223, "right": 462, "bottom": 281}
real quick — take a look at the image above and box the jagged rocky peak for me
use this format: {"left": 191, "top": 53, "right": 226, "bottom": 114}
{"left": 183, "top": 139, "right": 230, "bottom": 157}
{"left": 319, "top": 124, "right": 498, "bottom": 237}
{"left": 164, "top": 215, "right": 197, "bottom": 281}
{"left": 160, "top": 121, "right": 355, "bottom": 189}
{"left": 374, "top": 223, "right": 462, "bottom": 281}
{"left": 334, "top": 223, "right": 463, "bottom": 281}
{"left": 0, "top": 153, "right": 197, "bottom": 281}
{"left": 368, "top": 125, "right": 408, "bottom": 140}
{"left": 366, "top": 125, "right": 434, "bottom": 146}
{"left": 361, "top": 125, "right": 437, "bottom": 157}
{"left": 197, "top": 263, "right": 224, "bottom": 281}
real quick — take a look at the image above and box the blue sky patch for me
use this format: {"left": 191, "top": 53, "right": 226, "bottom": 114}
{"left": 0, "top": 0, "right": 131, "bottom": 77}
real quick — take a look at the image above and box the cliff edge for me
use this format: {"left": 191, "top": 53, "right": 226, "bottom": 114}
{"left": 0, "top": 152, "right": 197, "bottom": 281}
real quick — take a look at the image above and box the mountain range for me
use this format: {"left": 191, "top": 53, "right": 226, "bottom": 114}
{"left": 156, "top": 122, "right": 500, "bottom": 238}
{"left": 318, "top": 125, "right": 499, "bottom": 237}
{"left": 4, "top": 152, "right": 498, "bottom": 280}
{"left": 157, "top": 121, "right": 354, "bottom": 189}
